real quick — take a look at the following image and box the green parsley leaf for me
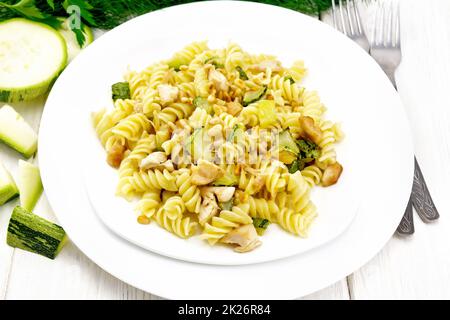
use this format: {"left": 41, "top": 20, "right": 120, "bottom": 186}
{"left": 112, "top": 82, "right": 131, "bottom": 101}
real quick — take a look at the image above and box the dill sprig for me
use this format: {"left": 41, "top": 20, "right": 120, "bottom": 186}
{"left": 0, "top": 0, "right": 334, "bottom": 45}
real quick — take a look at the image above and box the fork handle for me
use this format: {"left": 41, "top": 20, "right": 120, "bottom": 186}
{"left": 397, "top": 194, "right": 414, "bottom": 235}
{"left": 411, "top": 157, "right": 440, "bottom": 222}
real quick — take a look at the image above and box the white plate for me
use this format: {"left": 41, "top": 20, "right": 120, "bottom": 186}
{"left": 39, "top": 1, "right": 414, "bottom": 299}
{"left": 80, "top": 25, "right": 362, "bottom": 265}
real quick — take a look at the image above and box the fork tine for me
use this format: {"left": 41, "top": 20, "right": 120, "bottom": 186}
{"left": 393, "top": 1, "right": 401, "bottom": 47}
{"left": 352, "top": 0, "right": 363, "bottom": 35}
{"left": 338, "top": 0, "right": 348, "bottom": 36}
{"left": 386, "top": 1, "right": 393, "bottom": 47}
{"left": 373, "top": 1, "right": 383, "bottom": 45}
{"left": 331, "top": 1, "right": 340, "bottom": 31}
{"left": 346, "top": 0, "right": 355, "bottom": 36}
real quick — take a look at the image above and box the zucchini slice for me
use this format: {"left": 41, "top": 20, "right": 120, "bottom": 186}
{"left": 253, "top": 217, "right": 271, "bottom": 236}
{"left": 0, "top": 161, "right": 19, "bottom": 206}
{"left": 7, "top": 206, "right": 67, "bottom": 259}
{"left": 57, "top": 17, "right": 93, "bottom": 62}
{"left": 0, "top": 105, "right": 38, "bottom": 158}
{"left": 0, "top": 18, "right": 67, "bottom": 102}
{"left": 277, "top": 130, "right": 300, "bottom": 165}
{"left": 18, "top": 160, "right": 43, "bottom": 212}
{"left": 243, "top": 86, "right": 267, "bottom": 106}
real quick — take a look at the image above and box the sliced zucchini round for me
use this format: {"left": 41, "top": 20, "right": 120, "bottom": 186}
{"left": 57, "top": 17, "right": 94, "bottom": 62}
{"left": 0, "top": 18, "right": 67, "bottom": 103}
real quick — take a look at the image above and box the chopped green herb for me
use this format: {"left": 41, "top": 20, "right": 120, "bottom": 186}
{"left": 205, "top": 56, "right": 224, "bottom": 69}
{"left": 111, "top": 82, "right": 130, "bottom": 101}
{"left": 285, "top": 75, "right": 295, "bottom": 84}
{"left": 236, "top": 66, "right": 248, "bottom": 80}
{"left": 287, "top": 139, "right": 321, "bottom": 173}
{"left": 297, "top": 139, "right": 320, "bottom": 160}
{"left": 253, "top": 217, "right": 271, "bottom": 235}
{"left": 288, "top": 159, "right": 301, "bottom": 173}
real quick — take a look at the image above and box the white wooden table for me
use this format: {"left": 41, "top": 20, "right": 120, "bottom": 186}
{"left": 1, "top": 0, "right": 449, "bottom": 299}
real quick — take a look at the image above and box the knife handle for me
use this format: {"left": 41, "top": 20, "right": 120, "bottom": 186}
{"left": 411, "top": 157, "right": 440, "bottom": 222}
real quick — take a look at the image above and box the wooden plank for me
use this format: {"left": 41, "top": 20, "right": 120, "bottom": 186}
{"left": 0, "top": 98, "right": 46, "bottom": 298}
{"left": 303, "top": 280, "right": 350, "bottom": 300}
{"left": 349, "top": 0, "right": 450, "bottom": 299}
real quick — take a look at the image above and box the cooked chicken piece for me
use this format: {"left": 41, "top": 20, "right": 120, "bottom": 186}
{"left": 200, "top": 186, "right": 235, "bottom": 202}
{"left": 226, "top": 101, "right": 243, "bottom": 116}
{"left": 191, "top": 160, "right": 224, "bottom": 185}
{"left": 248, "top": 60, "right": 282, "bottom": 73}
{"left": 106, "top": 143, "right": 126, "bottom": 168}
{"left": 140, "top": 152, "right": 167, "bottom": 170}
{"left": 208, "top": 69, "right": 229, "bottom": 92}
{"left": 198, "top": 191, "right": 220, "bottom": 225}
{"left": 322, "top": 162, "right": 343, "bottom": 187}
{"left": 221, "top": 224, "right": 262, "bottom": 253}
{"left": 299, "top": 116, "right": 323, "bottom": 145}
{"left": 214, "top": 187, "right": 235, "bottom": 202}
{"left": 199, "top": 203, "right": 219, "bottom": 226}
{"left": 157, "top": 84, "right": 179, "bottom": 105}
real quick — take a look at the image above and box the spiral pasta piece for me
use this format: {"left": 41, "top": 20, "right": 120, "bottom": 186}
{"left": 112, "top": 113, "right": 150, "bottom": 142}
{"left": 128, "top": 169, "right": 178, "bottom": 192}
{"left": 301, "top": 90, "right": 326, "bottom": 121}
{"left": 194, "top": 66, "right": 211, "bottom": 98}
{"left": 148, "top": 63, "right": 169, "bottom": 89}
{"left": 155, "top": 102, "right": 194, "bottom": 125}
{"left": 201, "top": 204, "right": 252, "bottom": 245}
{"left": 316, "top": 120, "right": 337, "bottom": 169}
{"left": 301, "top": 165, "right": 323, "bottom": 188}
{"left": 135, "top": 190, "right": 160, "bottom": 218}
{"left": 161, "top": 196, "right": 185, "bottom": 220}
{"left": 168, "top": 41, "right": 209, "bottom": 68}
{"left": 269, "top": 75, "right": 303, "bottom": 103}
{"left": 287, "top": 171, "right": 310, "bottom": 212}
{"left": 262, "top": 163, "right": 289, "bottom": 197}
{"left": 247, "top": 196, "right": 279, "bottom": 221}
{"left": 276, "top": 206, "right": 316, "bottom": 237}
{"left": 286, "top": 60, "right": 307, "bottom": 82}
{"left": 175, "top": 169, "right": 202, "bottom": 213}
{"left": 225, "top": 43, "right": 245, "bottom": 73}
{"left": 154, "top": 206, "right": 197, "bottom": 238}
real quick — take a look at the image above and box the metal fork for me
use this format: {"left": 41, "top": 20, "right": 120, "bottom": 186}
{"left": 332, "top": 0, "right": 370, "bottom": 52}
{"left": 331, "top": 0, "right": 439, "bottom": 235}
{"left": 371, "top": 1, "right": 439, "bottom": 235}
